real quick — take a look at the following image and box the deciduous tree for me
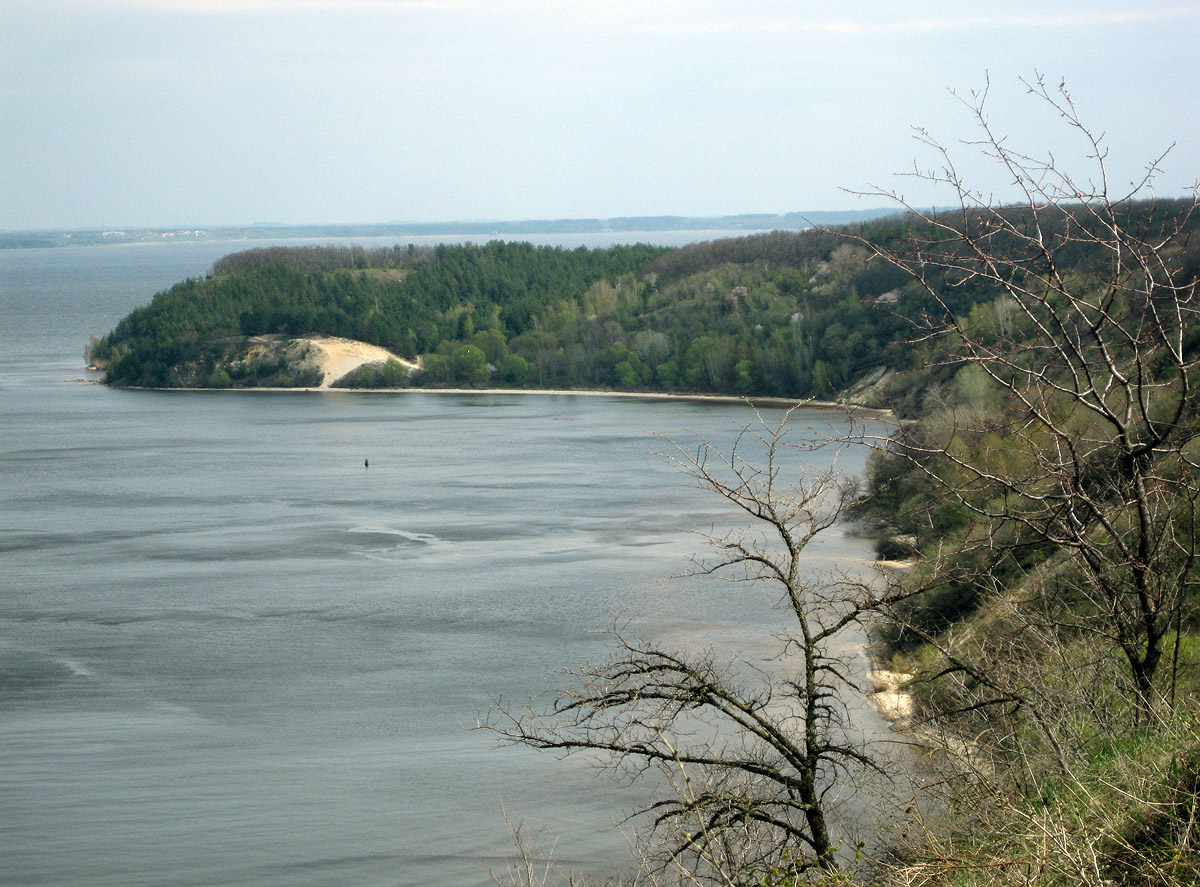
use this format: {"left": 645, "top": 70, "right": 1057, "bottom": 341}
{"left": 854, "top": 75, "right": 1200, "bottom": 725}
{"left": 487, "top": 409, "right": 902, "bottom": 883}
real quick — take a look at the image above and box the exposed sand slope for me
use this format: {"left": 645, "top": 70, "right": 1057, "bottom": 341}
{"left": 868, "top": 669, "right": 914, "bottom": 727}
{"left": 297, "top": 336, "right": 419, "bottom": 388}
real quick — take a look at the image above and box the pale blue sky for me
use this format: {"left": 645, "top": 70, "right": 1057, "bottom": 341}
{"left": 3, "top": 0, "right": 1197, "bottom": 229}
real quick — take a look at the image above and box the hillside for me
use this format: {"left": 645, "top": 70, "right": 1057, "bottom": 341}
{"left": 93, "top": 206, "right": 1198, "bottom": 402}
{"left": 89, "top": 241, "right": 667, "bottom": 388}
{"left": 849, "top": 194, "right": 1200, "bottom": 885}
{"left": 89, "top": 223, "right": 962, "bottom": 396}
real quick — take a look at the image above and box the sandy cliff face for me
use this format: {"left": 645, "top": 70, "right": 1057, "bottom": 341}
{"left": 295, "top": 337, "right": 418, "bottom": 388}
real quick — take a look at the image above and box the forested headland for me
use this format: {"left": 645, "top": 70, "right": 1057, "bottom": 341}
{"left": 89, "top": 222, "right": 966, "bottom": 396}
{"left": 90, "top": 204, "right": 1198, "bottom": 403}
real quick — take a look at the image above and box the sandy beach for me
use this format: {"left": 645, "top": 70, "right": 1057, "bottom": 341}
{"left": 207, "top": 383, "right": 890, "bottom": 414}
{"left": 868, "top": 668, "right": 914, "bottom": 727}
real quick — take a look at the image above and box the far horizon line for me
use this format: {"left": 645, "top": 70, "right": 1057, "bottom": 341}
{"left": 2, "top": 207, "right": 900, "bottom": 237}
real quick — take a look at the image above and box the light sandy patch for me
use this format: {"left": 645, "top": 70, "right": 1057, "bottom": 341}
{"left": 298, "top": 336, "right": 418, "bottom": 388}
{"left": 868, "top": 669, "right": 914, "bottom": 726}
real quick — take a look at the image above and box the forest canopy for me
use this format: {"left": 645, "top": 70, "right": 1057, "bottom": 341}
{"left": 90, "top": 201, "right": 1199, "bottom": 400}
{"left": 85, "top": 226, "right": 931, "bottom": 394}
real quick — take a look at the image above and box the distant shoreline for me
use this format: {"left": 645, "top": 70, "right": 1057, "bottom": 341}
{"left": 2, "top": 209, "right": 900, "bottom": 250}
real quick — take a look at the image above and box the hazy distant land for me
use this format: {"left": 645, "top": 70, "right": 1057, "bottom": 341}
{"left": 0, "top": 210, "right": 897, "bottom": 250}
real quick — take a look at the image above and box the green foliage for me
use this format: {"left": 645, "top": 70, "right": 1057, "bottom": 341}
{"left": 332, "top": 358, "right": 411, "bottom": 389}
{"left": 496, "top": 353, "right": 529, "bottom": 385}
{"left": 94, "top": 220, "right": 986, "bottom": 394}
{"left": 471, "top": 328, "right": 508, "bottom": 363}
{"left": 96, "top": 241, "right": 668, "bottom": 388}
{"left": 453, "top": 344, "right": 489, "bottom": 386}
{"left": 100, "top": 206, "right": 1188, "bottom": 395}
{"left": 417, "top": 353, "right": 450, "bottom": 384}
{"left": 855, "top": 185, "right": 1200, "bottom": 882}
{"left": 886, "top": 714, "right": 1200, "bottom": 886}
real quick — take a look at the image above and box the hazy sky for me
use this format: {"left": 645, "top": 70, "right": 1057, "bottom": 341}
{"left": 3, "top": 0, "right": 1197, "bottom": 229}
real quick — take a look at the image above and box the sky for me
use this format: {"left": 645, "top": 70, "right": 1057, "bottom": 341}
{"left": 2, "top": 0, "right": 1198, "bottom": 230}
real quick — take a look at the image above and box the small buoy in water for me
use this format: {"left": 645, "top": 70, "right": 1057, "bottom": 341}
{"left": 364, "top": 458, "right": 369, "bottom": 469}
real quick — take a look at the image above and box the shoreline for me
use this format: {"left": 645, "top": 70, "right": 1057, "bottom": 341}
{"left": 98, "top": 381, "right": 894, "bottom": 416}
{"left": 866, "top": 557, "right": 918, "bottom": 730}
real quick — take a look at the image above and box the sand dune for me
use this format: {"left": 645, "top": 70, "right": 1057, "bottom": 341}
{"left": 297, "top": 336, "right": 418, "bottom": 388}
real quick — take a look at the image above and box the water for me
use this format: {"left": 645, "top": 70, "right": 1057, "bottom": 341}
{"left": 0, "top": 238, "right": 891, "bottom": 887}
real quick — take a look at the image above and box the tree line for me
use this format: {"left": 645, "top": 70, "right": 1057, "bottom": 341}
{"left": 91, "top": 223, "right": 971, "bottom": 395}
{"left": 90, "top": 241, "right": 667, "bottom": 387}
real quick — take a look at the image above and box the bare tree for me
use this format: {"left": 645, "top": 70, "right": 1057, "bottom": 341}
{"left": 850, "top": 75, "right": 1200, "bottom": 724}
{"left": 486, "top": 408, "right": 898, "bottom": 884}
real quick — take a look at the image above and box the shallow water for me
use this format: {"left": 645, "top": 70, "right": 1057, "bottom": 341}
{"left": 1, "top": 241, "right": 893, "bottom": 887}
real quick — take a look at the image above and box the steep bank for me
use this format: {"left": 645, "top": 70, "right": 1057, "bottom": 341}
{"left": 301, "top": 336, "right": 418, "bottom": 388}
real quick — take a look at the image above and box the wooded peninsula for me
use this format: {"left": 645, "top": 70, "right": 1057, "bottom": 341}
{"left": 88, "top": 218, "right": 950, "bottom": 400}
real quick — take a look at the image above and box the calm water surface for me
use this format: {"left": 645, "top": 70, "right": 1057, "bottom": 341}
{"left": 1, "top": 239, "right": 889, "bottom": 887}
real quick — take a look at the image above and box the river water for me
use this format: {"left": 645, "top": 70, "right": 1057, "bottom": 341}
{"left": 0, "top": 237, "right": 893, "bottom": 887}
